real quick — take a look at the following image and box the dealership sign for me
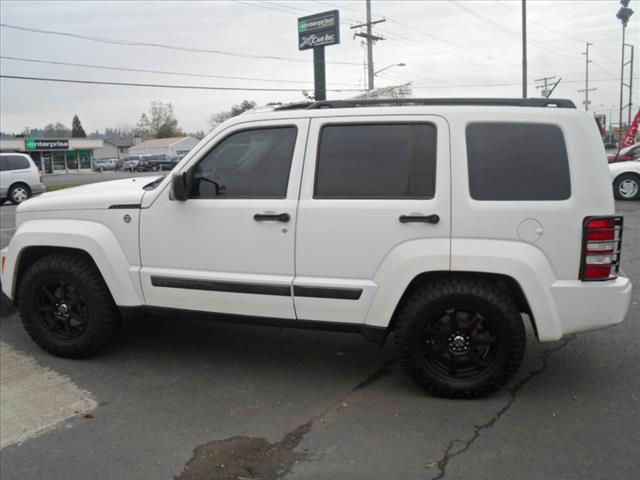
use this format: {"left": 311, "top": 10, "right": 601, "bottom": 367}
{"left": 298, "top": 10, "right": 340, "bottom": 50}
{"left": 25, "top": 139, "right": 70, "bottom": 151}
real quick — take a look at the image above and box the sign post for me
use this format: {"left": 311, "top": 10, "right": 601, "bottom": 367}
{"left": 298, "top": 10, "right": 340, "bottom": 101}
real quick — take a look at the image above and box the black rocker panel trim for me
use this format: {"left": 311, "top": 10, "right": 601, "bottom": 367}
{"left": 150, "top": 276, "right": 291, "bottom": 296}
{"left": 293, "top": 285, "right": 363, "bottom": 300}
{"left": 150, "top": 276, "right": 363, "bottom": 300}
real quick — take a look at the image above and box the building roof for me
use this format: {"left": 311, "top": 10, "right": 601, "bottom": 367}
{"left": 131, "top": 137, "right": 195, "bottom": 149}
{"left": 104, "top": 138, "right": 133, "bottom": 147}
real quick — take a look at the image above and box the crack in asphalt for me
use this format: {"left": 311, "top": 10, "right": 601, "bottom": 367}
{"left": 429, "top": 336, "right": 575, "bottom": 480}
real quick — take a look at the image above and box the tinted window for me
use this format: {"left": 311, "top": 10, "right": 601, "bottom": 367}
{"left": 315, "top": 123, "right": 437, "bottom": 198}
{"left": 466, "top": 122, "right": 570, "bottom": 201}
{"left": 190, "top": 127, "right": 296, "bottom": 198}
{"left": 6, "top": 155, "right": 31, "bottom": 170}
{"left": 0, "top": 157, "right": 7, "bottom": 171}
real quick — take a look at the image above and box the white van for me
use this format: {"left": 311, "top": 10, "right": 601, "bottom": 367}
{"left": 0, "top": 153, "right": 46, "bottom": 204}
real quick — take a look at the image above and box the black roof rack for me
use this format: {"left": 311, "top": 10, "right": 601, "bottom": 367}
{"left": 301, "top": 98, "right": 575, "bottom": 109}
{"left": 273, "top": 101, "right": 315, "bottom": 111}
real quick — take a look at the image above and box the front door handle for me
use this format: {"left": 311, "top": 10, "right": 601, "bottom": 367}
{"left": 399, "top": 214, "right": 440, "bottom": 224}
{"left": 254, "top": 212, "right": 291, "bottom": 223}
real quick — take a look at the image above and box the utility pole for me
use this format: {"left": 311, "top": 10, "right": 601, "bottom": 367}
{"left": 351, "top": 0, "right": 385, "bottom": 90}
{"left": 535, "top": 76, "right": 555, "bottom": 97}
{"left": 578, "top": 42, "right": 596, "bottom": 111}
{"left": 522, "top": 0, "right": 527, "bottom": 98}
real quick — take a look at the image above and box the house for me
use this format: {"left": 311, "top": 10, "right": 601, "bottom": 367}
{"left": 93, "top": 138, "right": 133, "bottom": 160}
{"left": 127, "top": 136, "right": 199, "bottom": 159}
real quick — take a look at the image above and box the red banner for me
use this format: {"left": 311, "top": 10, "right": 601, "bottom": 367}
{"left": 621, "top": 110, "right": 640, "bottom": 147}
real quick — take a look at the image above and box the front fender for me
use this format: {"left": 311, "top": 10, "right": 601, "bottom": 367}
{"left": 3, "top": 219, "right": 143, "bottom": 306}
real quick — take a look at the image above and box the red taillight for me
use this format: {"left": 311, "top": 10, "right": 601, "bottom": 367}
{"left": 580, "top": 216, "right": 623, "bottom": 281}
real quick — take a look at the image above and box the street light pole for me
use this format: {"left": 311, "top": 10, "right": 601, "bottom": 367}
{"left": 374, "top": 63, "right": 406, "bottom": 77}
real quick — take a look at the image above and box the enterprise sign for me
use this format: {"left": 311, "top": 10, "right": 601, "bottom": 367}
{"left": 25, "top": 139, "right": 70, "bottom": 151}
{"left": 298, "top": 10, "right": 340, "bottom": 50}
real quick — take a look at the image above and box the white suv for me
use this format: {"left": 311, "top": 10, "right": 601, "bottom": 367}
{"left": 0, "top": 98, "right": 633, "bottom": 397}
{"left": 0, "top": 153, "right": 46, "bottom": 204}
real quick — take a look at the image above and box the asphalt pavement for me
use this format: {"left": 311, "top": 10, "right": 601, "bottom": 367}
{"left": 0, "top": 183, "right": 638, "bottom": 479}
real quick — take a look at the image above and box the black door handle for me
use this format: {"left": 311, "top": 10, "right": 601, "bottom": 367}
{"left": 399, "top": 214, "right": 440, "bottom": 224}
{"left": 254, "top": 213, "right": 291, "bottom": 223}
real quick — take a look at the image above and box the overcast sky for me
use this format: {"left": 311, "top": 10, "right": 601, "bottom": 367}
{"left": 0, "top": 0, "right": 637, "bottom": 134}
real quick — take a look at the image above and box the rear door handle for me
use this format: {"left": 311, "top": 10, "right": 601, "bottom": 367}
{"left": 254, "top": 212, "right": 291, "bottom": 223}
{"left": 399, "top": 214, "right": 440, "bottom": 224}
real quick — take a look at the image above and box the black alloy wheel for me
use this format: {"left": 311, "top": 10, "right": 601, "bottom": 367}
{"left": 420, "top": 309, "right": 499, "bottom": 379}
{"left": 35, "top": 279, "right": 89, "bottom": 340}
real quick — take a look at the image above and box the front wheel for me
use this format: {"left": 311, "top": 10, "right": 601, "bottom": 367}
{"left": 17, "top": 253, "right": 121, "bottom": 358}
{"left": 394, "top": 278, "right": 526, "bottom": 398}
{"left": 613, "top": 174, "right": 640, "bottom": 200}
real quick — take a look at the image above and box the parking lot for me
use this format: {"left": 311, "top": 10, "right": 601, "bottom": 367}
{"left": 0, "top": 181, "right": 638, "bottom": 480}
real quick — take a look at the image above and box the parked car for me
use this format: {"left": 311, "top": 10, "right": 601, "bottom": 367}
{"left": 93, "top": 158, "right": 118, "bottom": 172}
{"left": 0, "top": 153, "right": 46, "bottom": 204}
{"left": 0, "top": 98, "right": 632, "bottom": 398}
{"left": 134, "top": 154, "right": 178, "bottom": 172}
{"left": 607, "top": 142, "right": 640, "bottom": 163}
{"left": 119, "top": 156, "right": 141, "bottom": 172}
{"left": 609, "top": 157, "right": 640, "bottom": 200}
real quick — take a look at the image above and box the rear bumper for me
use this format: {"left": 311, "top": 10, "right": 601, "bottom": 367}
{"left": 31, "top": 183, "right": 46, "bottom": 195}
{"left": 550, "top": 276, "right": 633, "bottom": 337}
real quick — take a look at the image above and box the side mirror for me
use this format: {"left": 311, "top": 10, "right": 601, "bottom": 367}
{"left": 171, "top": 171, "right": 189, "bottom": 201}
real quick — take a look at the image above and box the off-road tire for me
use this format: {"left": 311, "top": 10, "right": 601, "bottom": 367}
{"left": 16, "top": 253, "right": 121, "bottom": 358}
{"left": 394, "top": 278, "right": 526, "bottom": 398}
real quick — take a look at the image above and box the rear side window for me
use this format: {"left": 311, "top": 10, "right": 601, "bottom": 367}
{"left": 5, "top": 155, "right": 31, "bottom": 170}
{"left": 466, "top": 122, "right": 571, "bottom": 201}
{"left": 315, "top": 123, "right": 437, "bottom": 198}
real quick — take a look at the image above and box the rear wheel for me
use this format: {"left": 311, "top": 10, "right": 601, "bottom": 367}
{"left": 613, "top": 174, "right": 640, "bottom": 200}
{"left": 394, "top": 278, "right": 526, "bottom": 398}
{"left": 9, "top": 183, "right": 31, "bottom": 204}
{"left": 17, "top": 253, "right": 121, "bottom": 358}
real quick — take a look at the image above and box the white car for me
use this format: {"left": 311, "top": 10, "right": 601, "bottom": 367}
{"left": 609, "top": 158, "right": 640, "bottom": 200}
{"left": 0, "top": 153, "right": 46, "bottom": 204}
{"left": 0, "top": 98, "right": 633, "bottom": 398}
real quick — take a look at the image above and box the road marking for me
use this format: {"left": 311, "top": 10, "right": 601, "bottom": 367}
{"left": 0, "top": 341, "right": 96, "bottom": 449}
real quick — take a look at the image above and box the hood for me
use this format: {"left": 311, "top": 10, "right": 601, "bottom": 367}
{"left": 17, "top": 176, "right": 162, "bottom": 213}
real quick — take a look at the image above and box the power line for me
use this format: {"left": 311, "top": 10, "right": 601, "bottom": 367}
{"left": 496, "top": 0, "right": 585, "bottom": 43}
{"left": 592, "top": 61, "right": 619, "bottom": 79}
{"left": 410, "top": 76, "right": 636, "bottom": 90}
{"left": 0, "top": 55, "right": 361, "bottom": 87}
{"left": 0, "top": 74, "right": 361, "bottom": 92}
{"left": 317, "top": 0, "right": 517, "bottom": 70}
{"left": 0, "top": 23, "right": 361, "bottom": 66}
{"left": 450, "top": 1, "right": 581, "bottom": 62}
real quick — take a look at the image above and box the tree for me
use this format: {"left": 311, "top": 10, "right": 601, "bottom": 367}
{"left": 208, "top": 100, "right": 256, "bottom": 128}
{"left": 135, "top": 101, "right": 181, "bottom": 139}
{"left": 71, "top": 115, "right": 87, "bottom": 137}
{"left": 43, "top": 122, "right": 71, "bottom": 137}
